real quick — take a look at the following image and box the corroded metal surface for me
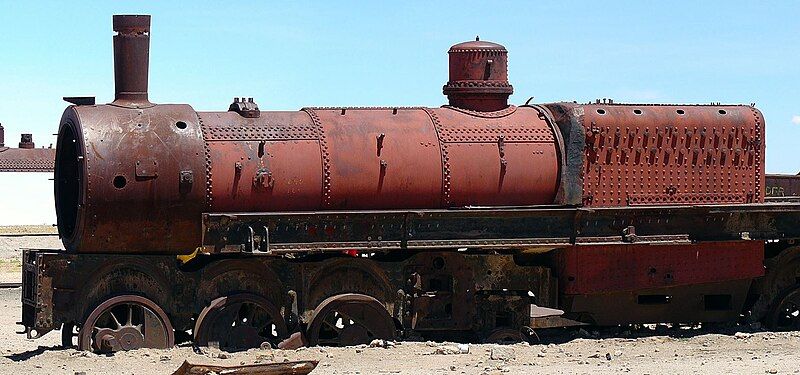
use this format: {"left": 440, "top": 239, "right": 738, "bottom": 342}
{"left": 766, "top": 173, "right": 800, "bottom": 201}
{"left": 563, "top": 279, "right": 753, "bottom": 325}
{"left": 430, "top": 105, "right": 560, "bottom": 206}
{"left": 194, "top": 293, "right": 287, "bottom": 351}
{"left": 56, "top": 28, "right": 562, "bottom": 255}
{"left": 443, "top": 38, "right": 513, "bottom": 112}
{"left": 171, "top": 360, "right": 318, "bottom": 375}
{"left": 112, "top": 15, "right": 152, "bottom": 108}
{"left": 78, "top": 294, "right": 174, "bottom": 352}
{"left": 200, "top": 110, "right": 323, "bottom": 211}
{"left": 200, "top": 105, "right": 559, "bottom": 214}
{"left": 309, "top": 108, "right": 442, "bottom": 209}
{"left": 581, "top": 103, "right": 765, "bottom": 206}
{"left": 306, "top": 293, "right": 396, "bottom": 346}
{"left": 22, "top": 249, "right": 555, "bottom": 348}
{"left": 200, "top": 203, "right": 800, "bottom": 254}
{"left": 56, "top": 104, "right": 207, "bottom": 253}
{"left": 557, "top": 241, "right": 763, "bottom": 295}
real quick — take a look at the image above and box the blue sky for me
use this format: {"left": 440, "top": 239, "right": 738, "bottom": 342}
{"left": 1, "top": 1, "right": 798, "bottom": 173}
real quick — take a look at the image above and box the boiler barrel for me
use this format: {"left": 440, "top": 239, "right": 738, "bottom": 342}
{"left": 54, "top": 104, "right": 563, "bottom": 254}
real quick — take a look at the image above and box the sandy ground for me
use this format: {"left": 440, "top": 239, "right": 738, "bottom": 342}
{"left": 1, "top": 234, "right": 800, "bottom": 374}
{"left": 0, "top": 228, "right": 61, "bottom": 283}
{"left": 2, "top": 286, "right": 800, "bottom": 374}
{"left": 0, "top": 225, "right": 58, "bottom": 236}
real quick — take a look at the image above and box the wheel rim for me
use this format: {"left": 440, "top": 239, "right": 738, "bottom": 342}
{"left": 194, "top": 293, "right": 287, "bottom": 351}
{"left": 78, "top": 295, "right": 174, "bottom": 352}
{"left": 484, "top": 327, "right": 524, "bottom": 344}
{"left": 307, "top": 293, "right": 395, "bottom": 347}
{"left": 771, "top": 288, "right": 800, "bottom": 331}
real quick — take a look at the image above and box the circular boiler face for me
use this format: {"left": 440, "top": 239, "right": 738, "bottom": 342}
{"left": 58, "top": 104, "right": 207, "bottom": 254}
{"left": 54, "top": 116, "right": 83, "bottom": 246}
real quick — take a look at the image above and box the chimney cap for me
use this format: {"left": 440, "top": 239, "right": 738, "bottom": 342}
{"left": 448, "top": 40, "right": 507, "bottom": 53}
{"left": 113, "top": 15, "right": 151, "bottom": 34}
{"left": 19, "top": 133, "right": 34, "bottom": 149}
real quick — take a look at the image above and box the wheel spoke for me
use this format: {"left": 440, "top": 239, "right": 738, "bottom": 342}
{"left": 233, "top": 304, "right": 243, "bottom": 326}
{"left": 307, "top": 294, "right": 395, "bottom": 347}
{"left": 323, "top": 319, "right": 343, "bottom": 333}
{"left": 256, "top": 319, "right": 275, "bottom": 336}
{"left": 245, "top": 303, "right": 257, "bottom": 324}
{"left": 337, "top": 308, "right": 377, "bottom": 335}
{"left": 109, "top": 311, "right": 122, "bottom": 329}
{"left": 195, "top": 294, "right": 287, "bottom": 351}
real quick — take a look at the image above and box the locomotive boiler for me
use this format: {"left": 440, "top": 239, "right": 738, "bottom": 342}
{"left": 23, "top": 15, "right": 800, "bottom": 352}
{"left": 56, "top": 17, "right": 563, "bottom": 254}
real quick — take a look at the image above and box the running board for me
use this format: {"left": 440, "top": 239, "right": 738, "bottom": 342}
{"left": 201, "top": 203, "right": 800, "bottom": 254}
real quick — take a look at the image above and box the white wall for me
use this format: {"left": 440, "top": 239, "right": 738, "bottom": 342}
{"left": 0, "top": 172, "right": 56, "bottom": 225}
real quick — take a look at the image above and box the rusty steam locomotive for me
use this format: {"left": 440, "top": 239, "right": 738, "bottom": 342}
{"left": 21, "top": 15, "right": 800, "bottom": 352}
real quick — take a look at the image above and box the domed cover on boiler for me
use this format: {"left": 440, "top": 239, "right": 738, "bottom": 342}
{"left": 443, "top": 38, "right": 514, "bottom": 112}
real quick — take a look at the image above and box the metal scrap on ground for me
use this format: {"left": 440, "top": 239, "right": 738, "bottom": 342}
{"left": 171, "top": 359, "right": 317, "bottom": 375}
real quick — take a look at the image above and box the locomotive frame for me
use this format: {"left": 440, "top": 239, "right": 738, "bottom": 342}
{"left": 19, "top": 15, "right": 800, "bottom": 351}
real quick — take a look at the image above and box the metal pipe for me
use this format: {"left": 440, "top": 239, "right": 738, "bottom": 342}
{"left": 112, "top": 15, "right": 152, "bottom": 107}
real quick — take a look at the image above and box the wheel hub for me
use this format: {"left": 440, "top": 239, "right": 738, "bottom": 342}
{"left": 93, "top": 326, "right": 146, "bottom": 351}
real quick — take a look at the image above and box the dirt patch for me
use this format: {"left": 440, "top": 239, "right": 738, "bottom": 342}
{"left": 0, "top": 262, "right": 21, "bottom": 283}
{"left": 0, "top": 225, "right": 57, "bottom": 235}
{"left": 0, "top": 235, "right": 62, "bottom": 262}
{"left": 2, "top": 286, "right": 800, "bottom": 374}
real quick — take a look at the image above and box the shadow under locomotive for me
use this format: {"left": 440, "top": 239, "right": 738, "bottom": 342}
{"left": 21, "top": 14, "right": 800, "bottom": 353}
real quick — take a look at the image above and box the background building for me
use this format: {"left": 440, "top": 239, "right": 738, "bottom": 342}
{"left": 0, "top": 123, "right": 56, "bottom": 225}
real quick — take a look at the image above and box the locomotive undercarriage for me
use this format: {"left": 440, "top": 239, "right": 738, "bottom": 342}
{"left": 23, "top": 238, "right": 800, "bottom": 352}
{"left": 22, "top": 248, "right": 560, "bottom": 351}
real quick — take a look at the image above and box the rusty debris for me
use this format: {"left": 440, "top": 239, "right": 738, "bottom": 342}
{"left": 18, "top": 14, "right": 800, "bottom": 354}
{"left": 277, "top": 332, "right": 308, "bottom": 350}
{"left": 171, "top": 360, "right": 318, "bottom": 375}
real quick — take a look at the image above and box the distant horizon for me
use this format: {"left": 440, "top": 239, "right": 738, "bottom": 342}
{"left": 1, "top": 1, "right": 798, "bottom": 174}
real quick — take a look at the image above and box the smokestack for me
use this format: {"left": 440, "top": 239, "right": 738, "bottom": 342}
{"left": 112, "top": 15, "right": 152, "bottom": 108}
{"left": 19, "top": 134, "right": 34, "bottom": 149}
{"left": 0, "top": 123, "right": 4, "bottom": 147}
